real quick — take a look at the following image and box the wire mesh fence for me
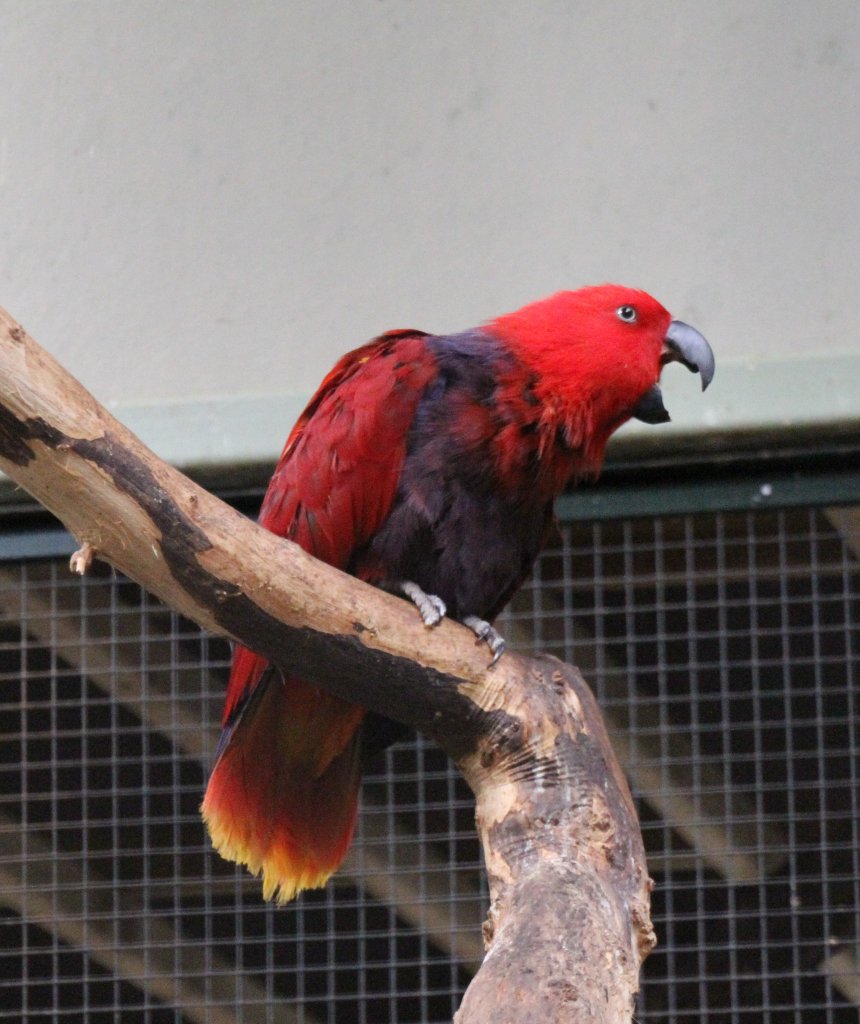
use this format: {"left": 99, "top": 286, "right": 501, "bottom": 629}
{"left": 1, "top": 501, "right": 858, "bottom": 1022}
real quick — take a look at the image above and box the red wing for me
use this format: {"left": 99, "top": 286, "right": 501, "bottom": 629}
{"left": 222, "top": 329, "right": 437, "bottom": 723}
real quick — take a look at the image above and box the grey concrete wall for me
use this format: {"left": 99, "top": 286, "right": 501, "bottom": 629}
{"left": 1, "top": 1, "right": 857, "bottom": 466}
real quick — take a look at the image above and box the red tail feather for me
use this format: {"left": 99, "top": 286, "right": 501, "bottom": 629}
{"left": 201, "top": 669, "right": 365, "bottom": 903}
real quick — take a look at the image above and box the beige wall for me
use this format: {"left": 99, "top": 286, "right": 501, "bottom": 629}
{"left": 1, "top": 1, "right": 857, "bottom": 465}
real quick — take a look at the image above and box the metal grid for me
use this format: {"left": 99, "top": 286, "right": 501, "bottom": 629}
{"left": 1, "top": 501, "right": 858, "bottom": 1022}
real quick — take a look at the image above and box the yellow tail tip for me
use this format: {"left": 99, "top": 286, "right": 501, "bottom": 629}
{"left": 200, "top": 800, "right": 338, "bottom": 905}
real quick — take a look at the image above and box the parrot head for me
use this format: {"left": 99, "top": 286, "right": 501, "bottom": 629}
{"left": 489, "top": 283, "right": 714, "bottom": 471}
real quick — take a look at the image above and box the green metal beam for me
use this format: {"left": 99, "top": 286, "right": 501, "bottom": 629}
{"left": 3, "top": 466, "right": 860, "bottom": 562}
{"left": 556, "top": 468, "right": 860, "bottom": 522}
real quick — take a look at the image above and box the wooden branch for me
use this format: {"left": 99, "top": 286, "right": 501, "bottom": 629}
{"left": 0, "top": 305, "right": 654, "bottom": 1022}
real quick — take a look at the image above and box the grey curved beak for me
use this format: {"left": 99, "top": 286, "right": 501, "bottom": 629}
{"left": 663, "top": 320, "right": 715, "bottom": 391}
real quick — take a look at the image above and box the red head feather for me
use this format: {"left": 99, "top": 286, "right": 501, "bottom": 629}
{"left": 488, "top": 285, "right": 673, "bottom": 475}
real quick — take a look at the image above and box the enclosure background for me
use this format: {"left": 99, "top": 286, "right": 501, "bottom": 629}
{"left": 2, "top": 473, "right": 859, "bottom": 1022}
{"left": 1, "top": 1, "right": 858, "bottom": 1020}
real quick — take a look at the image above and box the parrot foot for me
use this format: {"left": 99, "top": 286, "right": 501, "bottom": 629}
{"left": 399, "top": 581, "right": 447, "bottom": 627}
{"left": 463, "top": 616, "right": 506, "bottom": 666}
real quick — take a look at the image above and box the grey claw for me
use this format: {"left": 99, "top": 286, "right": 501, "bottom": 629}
{"left": 399, "top": 581, "right": 447, "bottom": 627}
{"left": 463, "top": 616, "right": 506, "bottom": 666}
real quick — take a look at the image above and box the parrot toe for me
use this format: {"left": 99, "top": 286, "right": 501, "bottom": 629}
{"left": 399, "top": 580, "right": 447, "bottom": 627}
{"left": 463, "top": 616, "right": 506, "bottom": 666}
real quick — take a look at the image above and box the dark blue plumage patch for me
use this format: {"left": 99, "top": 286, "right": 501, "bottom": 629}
{"left": 350, "top": 330, "right": 553, "bottom": 621}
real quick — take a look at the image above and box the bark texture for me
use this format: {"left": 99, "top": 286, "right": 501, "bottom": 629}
{"left": 455, "top": 659, "right": 654, "bottom": 1022}
{"left": 0, "top": 305, "right": 655, "bottom": 1022}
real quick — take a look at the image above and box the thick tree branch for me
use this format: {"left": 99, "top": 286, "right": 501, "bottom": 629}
{"left": 0, "top": 306, "right": 654, "bottom": 1022}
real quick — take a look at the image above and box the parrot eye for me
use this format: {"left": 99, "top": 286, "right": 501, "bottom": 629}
{"left": 616, "top": 305, "right": 638, "bottom": 323}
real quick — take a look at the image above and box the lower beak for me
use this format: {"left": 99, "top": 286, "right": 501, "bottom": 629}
{"left": 631, "top": 384, "right": 671, "bottom": 424}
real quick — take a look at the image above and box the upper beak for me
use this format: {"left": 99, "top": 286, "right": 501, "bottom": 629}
{"left": 631, "top": 319, "right": 714, "bottom": 425}
{"left": 662, "top": 320, "right": 715, "bottom": 391}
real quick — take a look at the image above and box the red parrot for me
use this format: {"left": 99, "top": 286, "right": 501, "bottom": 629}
{"left": 201, "top": 284, "right": 714, "bottom": 903}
